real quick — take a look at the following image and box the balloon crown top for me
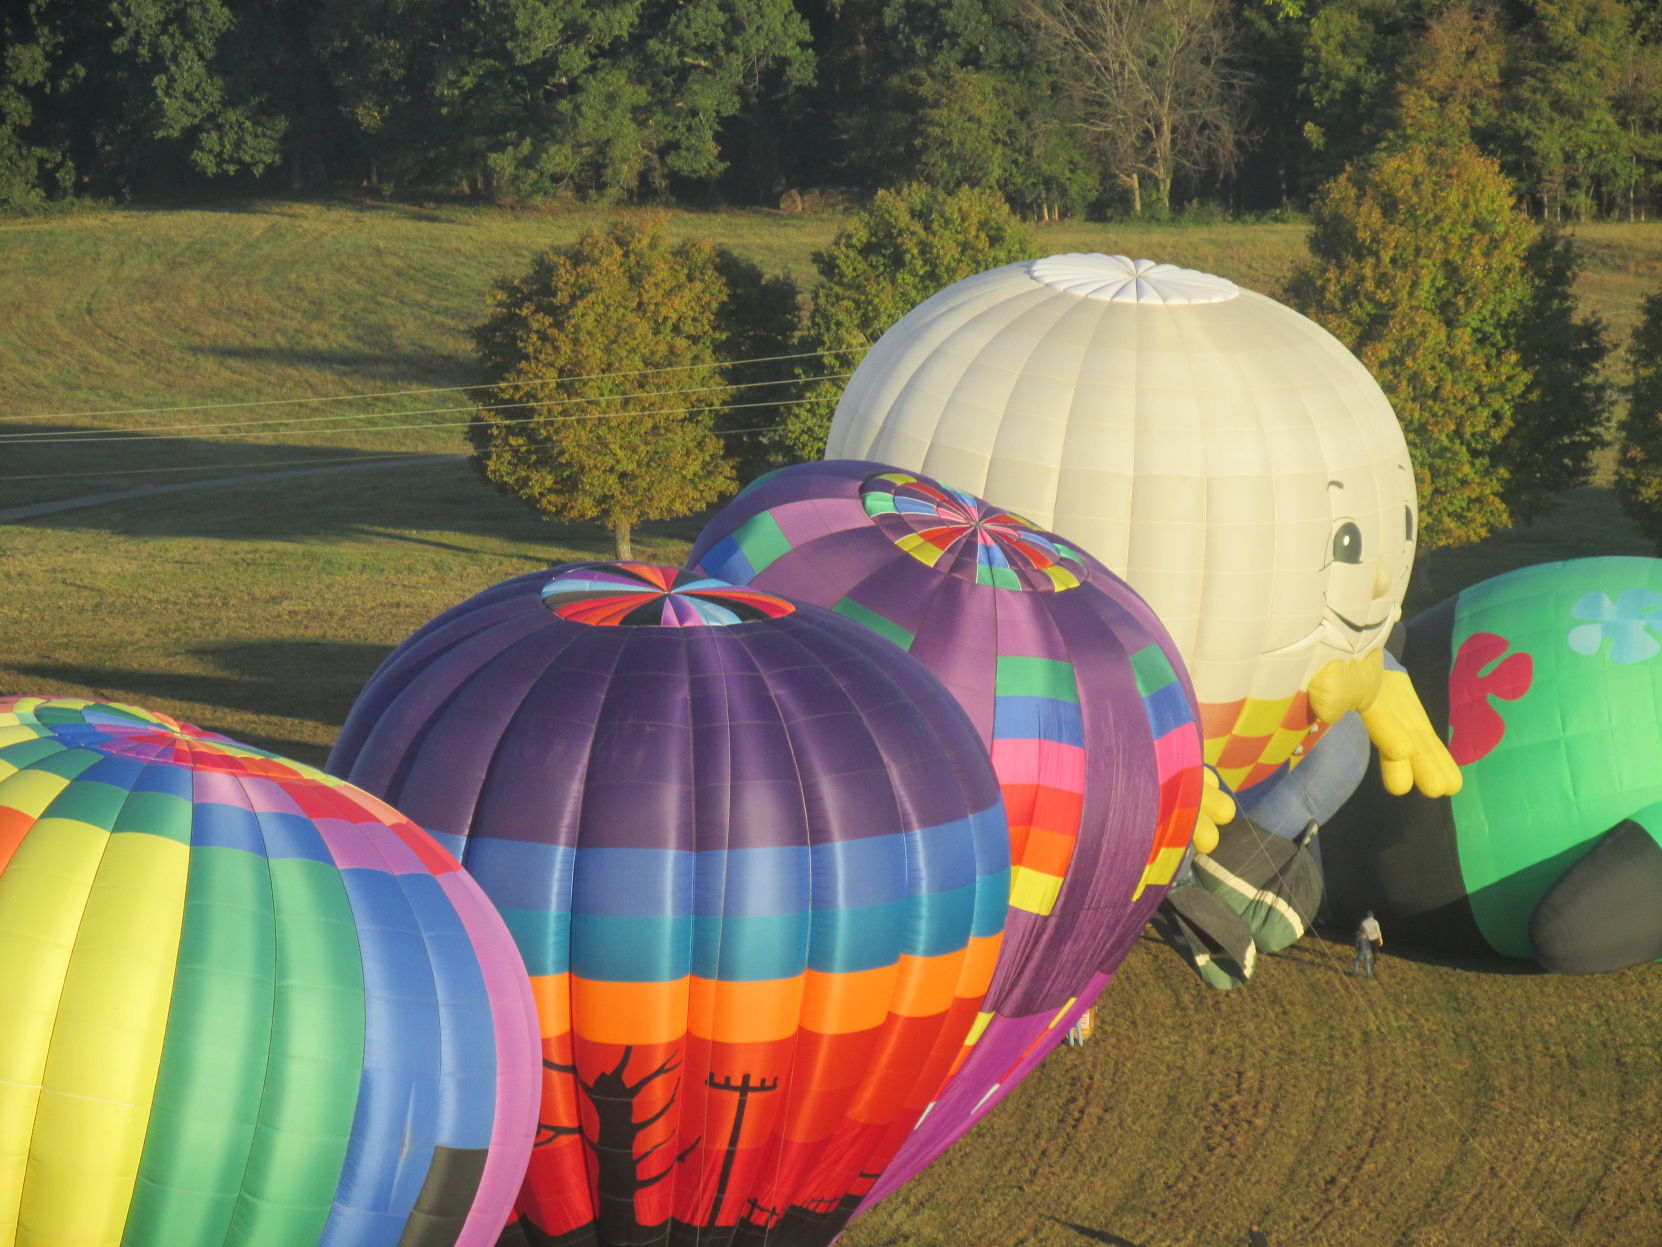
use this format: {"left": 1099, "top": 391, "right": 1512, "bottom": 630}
{"left": 540, "top": 562, "right": 798, "bottom": 627}
{"left": 0, "top": 695, "right": 331, "bottom": 780}
{"left": 1026, "top": 254, "right": 1239, "bottom": 304}
{"left": 861, "top": 471, "right": 1086, "bottom": 592}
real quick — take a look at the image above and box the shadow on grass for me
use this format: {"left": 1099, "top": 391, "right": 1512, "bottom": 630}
{"left": 1045, "top": 1216, "right": 1146, "bottom": 1246}
{"left": 3, "top": 429, "right": 720, "bottom": 559}
{"left": 1405, "top": 485, "right": 1658, "bottom": 617}
{"left": 13, "top": 638, "right": 394, "bottom": 740}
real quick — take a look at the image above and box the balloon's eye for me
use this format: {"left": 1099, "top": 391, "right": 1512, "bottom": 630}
{"left": 1405, "top": 505, "right": 1415, "bottom": 543}
{"left": 1332, "top": 521, "right": 1363, "bottom": 564}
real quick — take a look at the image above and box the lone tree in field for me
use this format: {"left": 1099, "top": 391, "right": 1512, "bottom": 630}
{"left": 783, "top": 183, "right": 1034, "bottom": 459}
{"left": 1286, "top": 111, "right": 1607, "bottom": 550}
{"left": 470, "top": 217, "right": 737, "bottom": 559}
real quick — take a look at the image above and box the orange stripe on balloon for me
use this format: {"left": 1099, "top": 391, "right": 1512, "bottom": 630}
{"left": 0, "top": 805, "right": 31, "bottom": 874}
{"left": 800, "top": 965, "right": 899, "bottom": 1035}
{"left": 529, "top": 973, "right": 571, "bottom": 1040}
{"left": 888, "top": 950, "right": 970, "bottom": 1019}
{"left": 568, "top": 977, "right": 690, "bottom": 1046}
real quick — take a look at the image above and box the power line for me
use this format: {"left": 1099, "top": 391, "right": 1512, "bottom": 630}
{"left": 0, "top": 395, "right": 819, "bottom": 450}
{"left": 0, "top": 372, "right": 851, "bottom": 444}
{"left": 0, "top": 424, "right": 791, "bottom": 485}
{"left": 0, "top": 347, "right": 870, "bottom": 424}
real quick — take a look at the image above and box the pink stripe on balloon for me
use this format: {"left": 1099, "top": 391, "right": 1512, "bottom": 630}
{"left": 1151, "top": 725, "right": 1200, "bottom": 782}
{"left": 238, "top": 775, "right": 308, "bottom": 816}
{"left": 987, "top": 739, "right": 1087, "bottom": 790}
{"left": 440, "top": 870, "right": 542, "bottom": 1247}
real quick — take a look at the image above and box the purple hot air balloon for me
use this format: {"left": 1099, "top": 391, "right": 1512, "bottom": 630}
{"left": 687, "top": 460, "right": 1207, "bottom": 1208}
{"left": 327, "top": 563, "right": 1011, "bottom": 1246}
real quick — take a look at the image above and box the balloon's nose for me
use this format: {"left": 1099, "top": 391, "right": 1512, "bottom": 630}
{"left": 1371, "top": 555, "right": 1392, "bottom": 599}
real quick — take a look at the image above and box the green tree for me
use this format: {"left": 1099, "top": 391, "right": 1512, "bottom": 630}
{"left": 1285, "top": 138, "right": 1536, "bottom": 549}
{"left": 1022, "top": 0, "right": 1253, "bottom": 214}
{"left": 883, "top": 68, "right": 1094, "bottom": 219}
{"left": 1615, "top": 291, "right": 1662, "bottom": 547}
{"left": 782, "top": 183, "right": 1036, "bottom": 460}
{"left": 470, "top": 217, "right": 738, "bottom": 559}
{"left": 1, "top": 0, "right": 290, "bottom": 207}
{"left": 1502, "top": 0, "right": 1631, "bottom": 220}
{"left": 1503, "top": 227, "right": 1611, "bottom": 521}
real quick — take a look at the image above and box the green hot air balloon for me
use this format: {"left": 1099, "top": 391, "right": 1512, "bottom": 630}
{"left": 1324, "top": 557, "right": 1662, "bottom": 973}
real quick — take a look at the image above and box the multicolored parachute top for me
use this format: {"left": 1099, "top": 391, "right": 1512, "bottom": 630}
{"left": 687, "top": 460, "right": 1205, "bottom": 1208}
{"left": 1324, "top": 557, "right": 1662, "bottom": 974}
{"left": 327, "top": 564, "right": 1011, "bottom": 1247}
{"left": 0, "top": 696, "right": 539, "bottom": 1247}
{"left": 826, "top": 253, "right": 1457, "bottom": 802}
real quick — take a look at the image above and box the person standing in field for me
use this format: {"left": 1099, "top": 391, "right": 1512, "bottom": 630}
{"left": 1351, "top": 910, "right": 1383, "bottom": 978}
{"left": 1247, "top": 1223, "right": 1269, "bottom": 1247}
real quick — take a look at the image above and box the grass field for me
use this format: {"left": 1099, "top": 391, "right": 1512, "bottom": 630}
{"left": 6, "top": 202, "right": 1662, "bottom": 1246}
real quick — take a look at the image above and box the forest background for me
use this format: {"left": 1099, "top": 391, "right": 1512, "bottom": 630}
{"left": 8, "top": 0, "right": 1662, "bottom": 225}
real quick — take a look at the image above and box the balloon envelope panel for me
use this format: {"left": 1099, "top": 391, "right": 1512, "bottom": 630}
{"left": 0, "top": 696, "right": 540, "bottom": 1247}
{"left": 687, "top": 461, "right": 1203, "bottom": 1206}
{"left": 327, "top": 564, "right": 1011, "bottom": 1247}
{"left": 1323, "top": 557, "right": 1662, "bottom": 964}
{"left": 827, "top": 253, "right": 1418, "bottom": 794}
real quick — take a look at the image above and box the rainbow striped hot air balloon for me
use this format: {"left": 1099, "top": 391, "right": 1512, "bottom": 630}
{"left": 686, "top": 461, "right": 1204, "bottom": 1209}
{"left": 327, "top": 564, "right": 1011, "bottom": 1247}
{"left": 0, "top": 697, "right": 540, "bottom": 1247}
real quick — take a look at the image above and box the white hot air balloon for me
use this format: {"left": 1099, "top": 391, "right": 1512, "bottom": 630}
{"left": 828, "top": 253, "right": 1459, "bottom": 802}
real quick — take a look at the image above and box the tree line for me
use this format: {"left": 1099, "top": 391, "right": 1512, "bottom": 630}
{"left": 10, "top": 0, "right": 1662, "bottom": 220}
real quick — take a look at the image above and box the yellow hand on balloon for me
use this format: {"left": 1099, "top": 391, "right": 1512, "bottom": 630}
{"left": 1193, "top": 766, "right": 1234, "bottom": 855}
{"left": 1308, "top": 650, "right": 1462, "bottom": 798}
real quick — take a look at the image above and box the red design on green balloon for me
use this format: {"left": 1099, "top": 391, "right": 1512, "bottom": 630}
{"left": 1447, "top": 632, "right": 1533, "bottom": 765}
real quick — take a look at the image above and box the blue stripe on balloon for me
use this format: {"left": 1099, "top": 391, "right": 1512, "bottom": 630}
{"left": 686, "top": 596, "right": 742, "bottom": 626}
{"left": 252, "top": 809, "right": 335, "bottom": 863}
{"left": 694, "top": 912, "right": 811, "bottom": 978}
{"left": 464, "top": 837, "right": 576, "bottom": 912}
{"left": 969, "top": 805, "right": 1012, "bottom": 938}
{"left": 1142, "top": 680, "right": 1195, "bottom": 737}
{"left": 189, "top": 802, "right": 336, "bottom": 863}
{"left": 399, "top": 873, "right": 496, "bottom": 1150}
{"left": 695, "top": 533, "right": 754, "bottom": 582}
{"left": 901, "top": 881, "right": 978, "bottom": 956}
{"left": 570, "top": 913, "right": 692, "bottom": 980}
{"left": 320, "top": 868, "right": 442, "bottom": 1247}
{"left": 990, "top": 696, "right": 1086, "bottom": 747}
{"left": 190, "top": 799, "right": 266, "bottom": 855}
{"left": 75, "top": 753, "right": 148, "bottom": 791}
{"left": 472, "top": 807, "right": 1008, "bottom": 979}
{"left": 132, "top": 761, "right": 194, "bottom": 798}
{"left": 498, "top": 907, "right": 570, "bottom": 978}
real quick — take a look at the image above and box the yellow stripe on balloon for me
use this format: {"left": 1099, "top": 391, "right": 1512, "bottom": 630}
{"left": 20, "top": 828, "right": 188, "bottom": 1247}
{"left": 0, "top": 724, "right": 46, "bottom": 751}
{"left": 0, "top": 818, "right": 113, "bottom": 1246}
{"left": 0, "top": 771, "right": 75, "bottom": 821}
{"left": 1007, "top": 864, "right": 1063, "bottom": 916}
{"left": 893, "top": 533, "right": 946, "bottom": 566}
{"left": 1131, "top": 845, "right": 1190, "bottom": 901}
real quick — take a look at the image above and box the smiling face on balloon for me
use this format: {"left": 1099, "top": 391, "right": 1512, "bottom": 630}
{"left": 1310, "top": 457, "right": 1418, "bottom": 662}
